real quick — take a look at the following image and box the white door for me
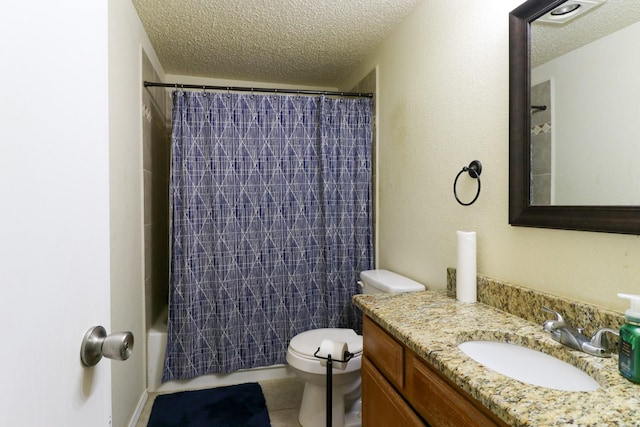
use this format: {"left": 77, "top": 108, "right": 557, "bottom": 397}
{"left": 0, "top": 2, "right": 112, "bottom": 426}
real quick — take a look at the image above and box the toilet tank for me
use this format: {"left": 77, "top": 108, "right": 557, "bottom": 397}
{"left": 359, "top": 269, "right": 425, "bottom": 294}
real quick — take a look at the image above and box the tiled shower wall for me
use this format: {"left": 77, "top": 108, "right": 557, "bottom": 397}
{"left": 142, "top": 51, "right": 171, "bottom": 330}
{"left": 531, "top": 80, "right": 552, "bottom": 205}
{"left": 351, "top": 69, "right": 377, "bottom": 261}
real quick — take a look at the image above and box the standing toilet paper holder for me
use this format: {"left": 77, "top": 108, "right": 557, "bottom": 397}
{"left": 313, "top": 346, "right": 355, "bottom": 427}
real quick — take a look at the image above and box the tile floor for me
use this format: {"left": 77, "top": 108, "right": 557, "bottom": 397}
{"left": 135, "top": 377, "right": 305, "bottom": 427}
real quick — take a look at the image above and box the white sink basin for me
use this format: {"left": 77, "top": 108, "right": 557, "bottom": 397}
{"left": 458, "top": 340, "right": 600, "bottom": 392}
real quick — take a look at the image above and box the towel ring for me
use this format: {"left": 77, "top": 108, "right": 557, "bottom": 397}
{"left": 454, "top": 160, "right": 482, "bottom": 206}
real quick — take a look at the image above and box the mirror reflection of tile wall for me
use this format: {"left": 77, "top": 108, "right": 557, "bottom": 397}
{"left": 531, "top": 80, "right": 551, "bottom": 205}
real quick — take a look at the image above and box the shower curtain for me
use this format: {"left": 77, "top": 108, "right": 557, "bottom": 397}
{"left": 163, "top": 91, "right": 373, "bottom": 380}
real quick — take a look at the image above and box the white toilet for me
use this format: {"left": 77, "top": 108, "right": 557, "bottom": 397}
{"left": 286, "top": 269, "right": 425, "bottom": 427}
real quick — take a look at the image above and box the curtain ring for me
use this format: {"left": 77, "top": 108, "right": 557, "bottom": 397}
{"left": 453, "top": 160, "right": 482, "bottom": 206}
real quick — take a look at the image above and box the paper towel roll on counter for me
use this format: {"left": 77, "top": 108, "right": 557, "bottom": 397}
{"left": 317, "top": 339, "right": 349, "bottom": 370}
{"left": 457, "top": 231, "right": 477, "bottom": 303}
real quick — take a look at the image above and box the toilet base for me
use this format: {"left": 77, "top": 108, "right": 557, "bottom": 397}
{"left": 299, "top": 382, "right": 345, "bottom": 427}
{"left": 344, "top": 399, "right": 362, "bottom": 427}
{"left": 298, "top": 385, "right": 362, "bottom": 427}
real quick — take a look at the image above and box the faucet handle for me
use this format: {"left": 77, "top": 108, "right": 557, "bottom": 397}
{"left": 590, "top": 328, "right": 619, "bottom": 348}
{"left": 582, "top": 328, "right": 619, "bottom": 357}
{"left": 542, "top": 306, "right": 564, "bottom": 322}
{"left": 542, "top": 306, "right": 565, "bottom": 332}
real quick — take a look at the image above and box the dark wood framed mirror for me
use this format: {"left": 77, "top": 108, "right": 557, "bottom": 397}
{"left": 509, "top": 0, "right": 640, "bottom": 234}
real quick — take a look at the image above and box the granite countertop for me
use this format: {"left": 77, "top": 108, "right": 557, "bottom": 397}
{"left": 353, "top": 290, "right": 640, "bottom": 427}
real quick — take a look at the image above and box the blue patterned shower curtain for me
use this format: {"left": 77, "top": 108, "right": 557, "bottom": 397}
{"left": 163, "top": 91, "right": 373, "bottom": 380}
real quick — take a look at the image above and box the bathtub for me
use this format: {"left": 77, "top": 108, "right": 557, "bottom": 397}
{"left": 147, "top": 306, "right": 295, "bottom": 392}
{"left": 147, "top": 306, "right": 169, "bottom": 392}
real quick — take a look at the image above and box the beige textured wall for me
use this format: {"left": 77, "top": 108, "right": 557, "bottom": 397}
{"left": 341, "top": 0, "right": 640, "bottom": 313}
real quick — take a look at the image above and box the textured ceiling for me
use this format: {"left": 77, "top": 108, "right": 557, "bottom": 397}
{"left": 132, "top": 0, "right": 421, "bottom": 87}
{"left": 532, "top": 0, "right": 640, "bottom": 67}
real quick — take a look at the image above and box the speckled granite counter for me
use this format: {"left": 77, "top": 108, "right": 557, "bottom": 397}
{"left": 353, "top": 289, "right": 640, "bottom": 426}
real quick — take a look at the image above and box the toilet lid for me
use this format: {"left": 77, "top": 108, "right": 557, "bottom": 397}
{"left": 289, "top": 328, "right": 363, "bottom": 357}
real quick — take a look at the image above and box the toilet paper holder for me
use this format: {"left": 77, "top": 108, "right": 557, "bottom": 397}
{"left": 314, "top": 346, "right": 355, "bottom": 427}
{"left": 313, "top": 348, "right": 354, "bottom": 364}
{"left": 80, "top": 326, "right": 134, "bottom": 367}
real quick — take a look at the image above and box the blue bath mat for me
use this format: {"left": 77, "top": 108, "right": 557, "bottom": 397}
{"left": 147, "top": 382, "right": 271, "bottom": 427}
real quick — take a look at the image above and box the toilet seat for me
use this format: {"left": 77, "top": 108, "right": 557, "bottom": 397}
{"left": 289, "top": 328, "right": 363, "bottom": 360}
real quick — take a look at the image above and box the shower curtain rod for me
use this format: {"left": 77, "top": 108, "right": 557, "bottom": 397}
{"left": 143, "top": 81, "right": 373, "bottom": 98}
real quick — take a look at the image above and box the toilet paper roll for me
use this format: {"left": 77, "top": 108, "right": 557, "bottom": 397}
{"left": 457, "top": 230, "right": 477, "bottom": 303}
{"left": 317, "top": 339, "right": 349, "bottom": 370}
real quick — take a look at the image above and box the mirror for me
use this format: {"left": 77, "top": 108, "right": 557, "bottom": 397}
{"left": 509, "top": 0, "right": 640, "bottom": 234}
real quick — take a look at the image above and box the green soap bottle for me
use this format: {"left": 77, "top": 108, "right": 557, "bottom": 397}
{"left": 618, "top": 293, "right": 640, "bottom": 383}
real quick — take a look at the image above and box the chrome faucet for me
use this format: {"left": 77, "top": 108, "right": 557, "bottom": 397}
{"left": 542, "top": 307, "right": 619, "bottom": 358}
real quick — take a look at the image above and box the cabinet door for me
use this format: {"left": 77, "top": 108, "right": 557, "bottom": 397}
{"left": 363, "top": 316, "right": 405, "bottom": 389}
{"left": 362, "top": 356, "right": 427, "bottom": 427}
{"left": 405, "top": 351, "right": 508, "bottom": 427}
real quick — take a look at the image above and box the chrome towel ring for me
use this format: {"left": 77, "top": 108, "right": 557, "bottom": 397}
{"left": 453, "top": 160, "right": 482, "bottom": 206}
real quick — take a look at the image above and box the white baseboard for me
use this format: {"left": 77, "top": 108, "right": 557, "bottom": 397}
{"left": 128, "top": 391, "right": 148, "bottom": 427}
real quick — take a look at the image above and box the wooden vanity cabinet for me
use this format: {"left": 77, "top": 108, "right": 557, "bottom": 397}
{"left": 362, "top": 314, "right": 404, "bottom": 389}
{"left": 362, "top": 356, "right": 426, "bottom": 426}
{"left": 363, "top": 316, "right": 509, "bottom": 427}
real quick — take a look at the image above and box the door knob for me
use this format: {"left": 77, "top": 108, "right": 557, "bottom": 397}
{"left": 80, "top": 326, "right": 134, "bottom": 367}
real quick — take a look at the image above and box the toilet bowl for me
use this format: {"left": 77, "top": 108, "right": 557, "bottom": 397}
{"left": 286, "top": 328, "right": 363, "bottom": 427}
{"left": 286, "top": 269, "right": 426, "bottom": 427}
